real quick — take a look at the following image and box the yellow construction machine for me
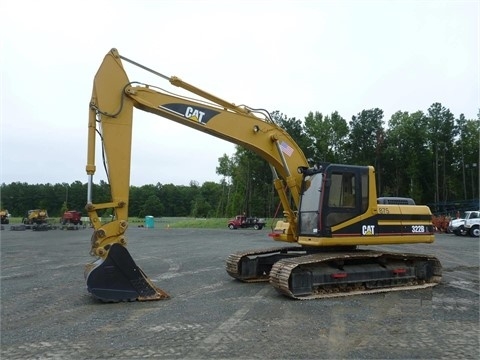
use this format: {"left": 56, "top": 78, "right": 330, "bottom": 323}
{"left": 22, "top": 209, "right": 48, "bottom": 225}
{"left": 0, "top": 209, "right": 9, "bottom": 224}
{"left": 84, "top": 48, "right": 442, "bottom": 302}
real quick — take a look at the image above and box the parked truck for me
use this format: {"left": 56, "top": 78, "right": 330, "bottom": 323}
{"left": 227, "top": 215, "right": 266, "bottom": 230}
{"left": 61, "top": 210, "right": 83, "bottom": 225}
{"left": 463, "top": 210, "right": 480, "bottom": 237}
{"left": 61, "top": 210, "right": 84, "bottom": 230}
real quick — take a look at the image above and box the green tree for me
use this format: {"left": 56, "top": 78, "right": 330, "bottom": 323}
{"left": 198, "top": 181, "right": 223, "bottom": 217}
{"left": 303, "top": 111, "right": 329, "bottom": 162}
{"left": 346, "top": 108, "right": 385, "bottom": 166}
{"left": 130, "top": 184, "right": 159, "bottom": 217}
{"left": 60, "top": 201, "right": 68, "bottom": 216}
{"left": 327, "top": 111, "right": 349, "bottom": 163}
{"left": 455, "top": 114, "right": 480, "bottom": 200}
{"left": 216, "top": 154, "right": 235, "bottom": 217}
{"left": 271, "top": 111, "right": 312, "bottom": 160}
{"left": 191, "top": 195, "right": 212, "bottom": 218}
{"left": 426, "top": 103, "right": 457, "bottom": 204}
{"left": 346, "top": 108, "right": 385, "bottom": 192}
{"left": 141, "top": 195, "right": 163, "bottom": 217}
{"left": 383, "top": 111, "right": 430, "bottom": 202}
{"left": 303, "top": 111, "right": 349, "bottom": 164}
{"left": 228, "top": 146, "right": 272, "bottom": 217}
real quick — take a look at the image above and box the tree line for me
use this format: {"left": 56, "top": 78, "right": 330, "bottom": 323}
{"left": 1, "top": 103, "right": 479, "bottom": 219}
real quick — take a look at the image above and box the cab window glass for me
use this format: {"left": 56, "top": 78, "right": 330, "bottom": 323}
{"left": 326, "top": 172, "right": 357, "bottom": 227}
{"left": 328, "top": 173, "right": 355, "bottom": 208}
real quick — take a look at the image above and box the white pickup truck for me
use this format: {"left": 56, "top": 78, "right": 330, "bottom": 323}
{"left": 463, "top": 210, "right": 480, "bottom": 237}
{"left": 449, "top": 217, "right": 466, "bottom": 235}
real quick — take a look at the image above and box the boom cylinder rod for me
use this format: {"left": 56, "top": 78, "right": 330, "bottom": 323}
{"left": 118, "top": 54, "right": 170, "bottom": 81}
{"left": 87, "top": 175, "right": 93, "bottom": 204}
{"left": 86, "top": 105, "right": 98, "bottom": 205}
{"left": 270, "top": 164, "right": 279, "bottom": 180}
{"left": 118, "top": 51, "right": 250, "bottom": 116}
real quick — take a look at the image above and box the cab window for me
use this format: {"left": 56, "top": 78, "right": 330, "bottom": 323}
{"left": 325, "top": 171, "right": 358, "bottom": 227}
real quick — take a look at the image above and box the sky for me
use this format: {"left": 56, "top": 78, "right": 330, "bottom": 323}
{"left": 1, "top": 0, "right": 478, "bottom": 187}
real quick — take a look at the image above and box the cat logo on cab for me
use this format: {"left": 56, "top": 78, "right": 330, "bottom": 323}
{"left": 362, "top": 225, "right": 375, "bottom": 235}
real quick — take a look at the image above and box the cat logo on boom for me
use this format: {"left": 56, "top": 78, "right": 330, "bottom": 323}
{"left": 185, "top": 107, "right": 205, "bottom": 123}
{"left": 160, "top": 103, "right": 220, "bottom": 125}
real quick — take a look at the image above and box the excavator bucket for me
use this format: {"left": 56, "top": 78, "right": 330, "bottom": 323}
{"left": 85, "top": 243, "right": 169, "bottom": 302}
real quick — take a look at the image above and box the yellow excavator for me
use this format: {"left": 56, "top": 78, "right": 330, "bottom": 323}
{"left": 0, "top": 209, "right": 9, "bottom": 224}
{"left": 85, "top": 49, "right": 442, "bottom": 302}
{"left": 22, "top": 209, "right": 49, "bottom": 225}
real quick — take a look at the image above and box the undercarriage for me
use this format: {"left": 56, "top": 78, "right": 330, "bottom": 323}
{"left": 226, "top": 246, "right": 442, "bottom": 299}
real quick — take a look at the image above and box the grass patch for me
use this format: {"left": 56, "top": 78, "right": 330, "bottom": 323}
{"left": 128, "top": 216, "right": 228, "bottom": 229}
{"left": 166, "top": 218, "right": 229, "bottom": 229}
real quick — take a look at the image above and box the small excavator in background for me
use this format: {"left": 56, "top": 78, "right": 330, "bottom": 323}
{"left": 84, "top": 49, "right": 442, "bottom": 302}
{"left": 0, "top": 209, "right": 10, "bottom": 224}
{"left": 22, "top": 209, "right": 50, "bottom": 230}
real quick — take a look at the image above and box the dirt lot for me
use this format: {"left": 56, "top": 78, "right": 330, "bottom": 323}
{"left": 1, "top": 227, "right": 479, "bottom": 359}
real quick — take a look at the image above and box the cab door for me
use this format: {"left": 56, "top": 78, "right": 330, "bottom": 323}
{"left": 321, "top": 165, "right": 368, "bottom": 235}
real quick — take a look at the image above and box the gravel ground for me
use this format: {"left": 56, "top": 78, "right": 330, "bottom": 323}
{"left": 1, "top": 227, "right": 479, "bottom": 359}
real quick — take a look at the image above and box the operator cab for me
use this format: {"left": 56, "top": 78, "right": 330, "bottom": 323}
{"left": 298, "top": 164, "right": 369, "bottom": 237}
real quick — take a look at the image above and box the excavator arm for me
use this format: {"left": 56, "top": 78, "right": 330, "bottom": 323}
{"left": 85, "top": 49, "right": 309, "bottom": 301}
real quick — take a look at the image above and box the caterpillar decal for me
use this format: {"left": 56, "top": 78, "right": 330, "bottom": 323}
{"left": 160, "top": 103, "right": 220, "bottom": 124}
